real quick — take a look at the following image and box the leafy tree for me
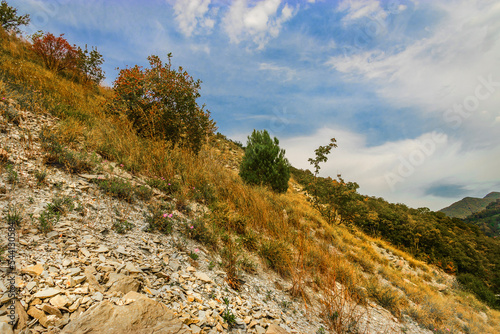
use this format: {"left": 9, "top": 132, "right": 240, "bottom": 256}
{"left": 76, "top": 45, "right": 105, "bottom": 84}
{"left": 31, "top": 32, "right": 78, "bottom": 74}
{"left": 0, "top": 0, "right": 30, "bottom": 33}
{"left": 239, "top": 129, "right": 290, "bottom": 193}
{"left": 112, "top": 54, "right": 216, "bottom": 153}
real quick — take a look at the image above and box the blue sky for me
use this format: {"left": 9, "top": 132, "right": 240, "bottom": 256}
{"left": 11, "top": 0, "right": 500, "bottom": 210}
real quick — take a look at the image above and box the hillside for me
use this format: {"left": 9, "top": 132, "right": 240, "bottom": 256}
{"left": 439, "top": 192, "right": 500, "bottom": 218}
{"left": 463, "top": 199, "right": 500, "bottom": 238}
{"left": 1, "top": 25, "right": 500, "bottom": 334}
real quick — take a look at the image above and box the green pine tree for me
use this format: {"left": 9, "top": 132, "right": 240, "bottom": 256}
{"left": 239, "top": 129, "right": 290, "bottom": 193}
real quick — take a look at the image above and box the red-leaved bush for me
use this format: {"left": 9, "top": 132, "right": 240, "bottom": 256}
{"left": 32, "top": 32, "right": 78, "bottom": 74}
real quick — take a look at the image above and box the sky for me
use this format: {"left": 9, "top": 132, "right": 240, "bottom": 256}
{"left": 10, "top": 0, "right": 500, "bottom": 211}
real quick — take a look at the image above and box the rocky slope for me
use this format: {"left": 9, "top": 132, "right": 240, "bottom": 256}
{"left": 0, "top": 99, "right": 456, "bottom": 333}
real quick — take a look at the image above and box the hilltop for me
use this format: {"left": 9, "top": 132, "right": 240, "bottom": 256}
{"left": 439, "top": 192, "right": 500, "bottom": 219}
{"left": 1, "top": 23, "right": 500, "bottom": 334}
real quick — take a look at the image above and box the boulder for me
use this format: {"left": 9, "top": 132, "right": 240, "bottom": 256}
{"left": 61, "top": 295, "right": 189, "bottom": 334}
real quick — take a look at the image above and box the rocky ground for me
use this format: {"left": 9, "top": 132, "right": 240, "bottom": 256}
{"left": 0, "top": 99, "right": 435, "bottom": 333}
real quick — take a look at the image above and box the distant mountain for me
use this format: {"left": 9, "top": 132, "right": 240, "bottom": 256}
{"left": 439, "top": 192, "right": 500, "bottom": 218}
{"left": 463, "top": 199, "right": 500, "bottom": 237}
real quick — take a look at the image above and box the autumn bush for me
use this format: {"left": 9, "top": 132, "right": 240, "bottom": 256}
{"left": 112, "top": 54, "right": 216, "bottom": 153}
{"left": 31, "top": 32, "right": 78, "bottom": 74}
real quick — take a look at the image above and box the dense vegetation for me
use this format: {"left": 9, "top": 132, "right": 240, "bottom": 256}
{"left": 292, "top": 167, "right": 500, "bottom": 308}
{"left": 439, "top": 192, "right": 500, "bottom": 218}
{"left": 463, "top": 199, "right": 500, "bottom": 238}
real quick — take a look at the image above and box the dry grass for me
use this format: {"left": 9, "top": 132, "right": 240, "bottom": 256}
{"left": 2, "top": 28, "right": 500, "bottom": 334}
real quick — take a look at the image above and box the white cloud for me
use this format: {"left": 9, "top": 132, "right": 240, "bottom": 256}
{"left": 327, "top": 0, "right": 500, "bottom": 148}
{"left": 222, "top": 0, "right": 296, "bottom": 49}
{"left": 173, "top": 0, "right": 215, "bottom": 36}
{"left": 259, "top": 62, "right": 296, "bottom": 81}
{"left": 337, "top": 0, "right": 387, "bottom": 24}
{"left": 281, "top": 126, "right": 500, "bottom": 210}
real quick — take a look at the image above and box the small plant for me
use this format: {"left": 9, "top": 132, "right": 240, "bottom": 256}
{"left": 94, "top": 177, "right": 134, "bottom": 202}
{"left": 34, "top": 169, "right": 48, "bottom": 184}
{"left": 46, "top": 196, "right": 74, "bottom": 215}
{"left": 5, "top": 163, "right": 18, "bottom": 184}
{"left": 183, "top": 218, "right": 218, "bottom": 248}
{"left": 134, "top": 184, "right": 153, "bottom": 201}
{"left": 146, "top": 177, "right": 181, "bottom": 196}
{"left": 316, "top": 327, "right": 326, "bottom": 334}
{"left": 238, "top": 256, "right": 256, "bottom": 274}
{"left": 3, "top": 204, "right": 22, "bottom": 226}
{"left": 189, "top": 250, "right": 199, "bottom": 261}
{"left": 265, "top": 290, "right": 273, "bottom": 302}
{"left": 113, "top": 219, "right": 134, "bottom": 234}
{"left": 221, "top": 297, "right": 236, "bottom": 327}
{"left": 144, "top": 204, "right": 175, "bottom": 234}
{"left": 208, "top": 261, "right": 215, "bottom": 270}
{"left": 38, "top": 210, "right": 59, "bottom": 233}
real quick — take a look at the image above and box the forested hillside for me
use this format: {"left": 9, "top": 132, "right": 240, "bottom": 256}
{"left": 440, "top": 192, "right": 500, "bottom": 218}
{"left": 463, "top": 199, "right": 500, "bottom": 238}
{"left": 291, "top": 167, "right": 500, "bottom": 309}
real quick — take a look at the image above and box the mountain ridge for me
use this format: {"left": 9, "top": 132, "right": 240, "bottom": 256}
{"left": 439, "top": 191, "right": 500, "bottom": 218}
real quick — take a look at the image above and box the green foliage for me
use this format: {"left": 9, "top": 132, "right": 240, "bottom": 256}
{"left": 308, "top": 138, "right": 337, "bottom": 177}
{"left": 38, "top": 209, "right": 59, "bottom": 233}
{"left": 34, "top": 168, "right": 48, "bottom": 184}
{"left": 94, "top": 177, "right": 134, "bottom": 202}
{"left": 146, "top": 177, "right": 181, "bottom": 196}
{"left": 5, "top": 162, "right": 17, "bottom": 184}
{"left": 112, "top": 54, "right": 216, "bottom": 153}
{"left": 112, "top": 219, "right": 134, "bottom": 234}
{"left": 222, "top": 297, "right": 236, "bottom": 327}
{"left": 439, "top": 192, "right": 500, "bottom": 218}
{"left": 144, "top": 204, "right": 175, "bottom": 234}
{"left": 0, "top": 1, "right": 30, "bottom": 33}
{"left": 463, "top": 199, "right": 500, "bottom": 237}
{"left": 3, "top": 203, "right": 22, "bottom": 226}
{"left": 76, "top": 45, "right": 105, "bottom": 84}
{"left": 46, "top": 196, "right": 74, "bottom": 214}
{"left": 457, "top": 273, "right": 498, "bottom": 308}
{"left": 239, "top": 129, "right": 290, "bottom": 193}
{"left": 183, "top": 217, "right": 218, "bottom": 248}
{"left": 39, "top": 128, "right": 95, "bottom": 173}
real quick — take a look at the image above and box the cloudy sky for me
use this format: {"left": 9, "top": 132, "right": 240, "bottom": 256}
{"left": 11, "top": 0, "right": 500, "bottom": 210}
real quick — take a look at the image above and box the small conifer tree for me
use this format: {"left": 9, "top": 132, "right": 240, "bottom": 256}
{"left": 239, "top": 129, "right": 290, "bottom": 193}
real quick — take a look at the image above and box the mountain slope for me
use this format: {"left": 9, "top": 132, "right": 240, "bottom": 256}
{"left": 439, "top": 192, "right": 500, "bottom": 218}
{"left": 1, "top": 26, "right": 500, "bottom": 334}
{"left": 463, "top": 199, "right": 500, "bottom": 237}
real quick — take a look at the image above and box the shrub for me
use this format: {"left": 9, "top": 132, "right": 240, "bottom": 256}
{"left": 32, "top": 32, "right": 79, "bottom": 74}
{"left": 239, "top": 129, "right": 290, "bottom": 193}
{"left": 0, "top": 1, "right": 30, "bottom": 33}
{"left": 457, "top": 273, "right": 498, "bottom": 307}
{"left": 112, "top": 54, "right": 216, "bottom": 153}
{"left": 144, "top": 204, "right": 176, "bottom": 234}
{"left": 76, "top": 45, "right": 105, "bottom": 84}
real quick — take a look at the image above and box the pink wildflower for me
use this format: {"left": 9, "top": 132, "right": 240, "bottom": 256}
{"left": 168, "top": 214, "right": 173, "bottom": 218}
{"left": 163, "top": 213, "right": 168, "bottom": 218}
{"left": 194, "top": 248, "right": 199, "bottom": 253}
{"left": 190, "top": 225, "right": 194, "bottom": 229}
